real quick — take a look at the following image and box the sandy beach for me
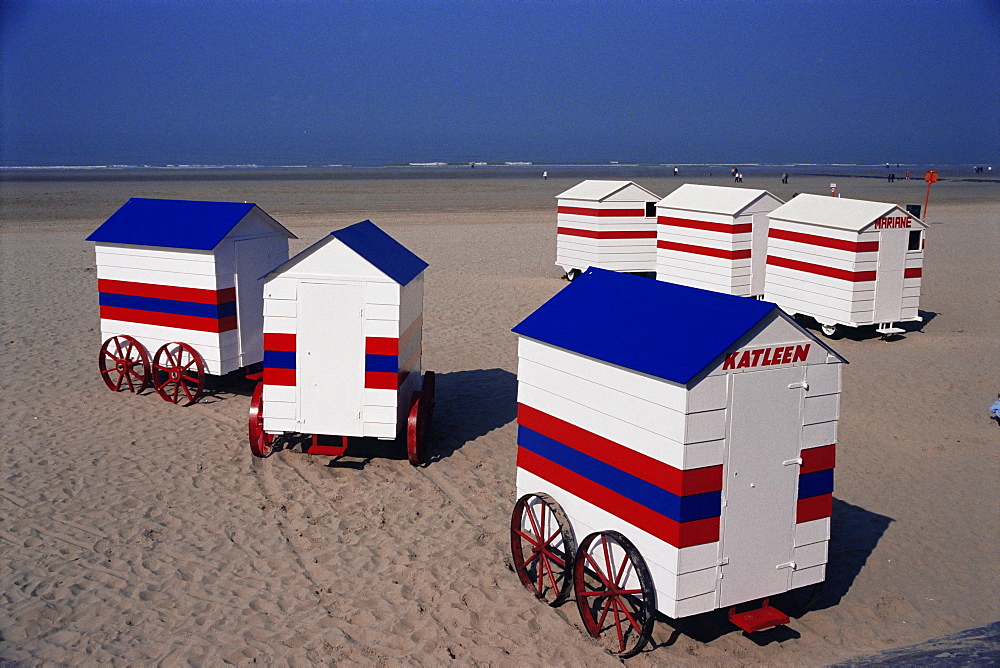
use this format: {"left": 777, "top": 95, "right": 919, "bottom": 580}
{"left": 1, "top": 169, "right": 998, "bottom": 665}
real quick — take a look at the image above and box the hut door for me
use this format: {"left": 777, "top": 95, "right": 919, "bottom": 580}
{"left": 873, "top": 230, "right": 906, "bottom": 322}
{"left": 719, "top": 365, "right": 803, "bottom": 607}
{"left": 297, "top": 281, "right": 364, "bottom": 436}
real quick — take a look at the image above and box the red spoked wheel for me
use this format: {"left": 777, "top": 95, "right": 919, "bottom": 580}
{"left": 98, "top": 335, "right": 151, "bottom": 393}
{"left": 406, "top": 371, "right": 435, "bottom": 466}
{"left": 510, "top": 493, "right": 577, "bottom": 606}
{"left": 152, "top": 342, "right": 205, "bottom": 406}
{"left": 574, "top": 530, "right": 656, "bottom": 659}
{"left": 248, "top": 382, "right": 275, "bottom": 457}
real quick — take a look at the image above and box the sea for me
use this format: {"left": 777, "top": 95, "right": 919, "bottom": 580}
{"left": 0, "top": 162, "right": 995, "bottom": 184}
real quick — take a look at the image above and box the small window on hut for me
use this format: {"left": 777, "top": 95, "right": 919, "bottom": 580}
{"left": 908, "top": 230, "right": 922, "bottom": 251}
{"left": 645, "top": 202, "right": 656, "bottom": 218}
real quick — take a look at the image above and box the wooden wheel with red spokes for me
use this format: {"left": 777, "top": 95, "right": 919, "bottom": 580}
{"left": 248, "top": 381, "right": 275, "bottom": 457}
{"left": 510, "top": 493, "right": 577, "bottom": 605}
{"left": 406, "top": 371, "right": 435, "bottom": 466}
{"left": 152, "top": 342, "right": 205, "bottom": 406}
{"left": 574, "top": 530, "right": 656, "bottom": 658}
{"left": 98, "top": 335, "right": 150, "bottom": 393}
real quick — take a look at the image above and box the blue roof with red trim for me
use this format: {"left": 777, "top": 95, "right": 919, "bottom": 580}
{"left": 513, "top": 268, "right": 781, "bottom": 384}
{"left": 263, "top": 220, "right": 427, "bottom": 285}
{"left": 86, "top": 198, "right": 294, "bottom": 250}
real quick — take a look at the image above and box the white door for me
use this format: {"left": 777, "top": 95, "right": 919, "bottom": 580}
{"left": 234, "top": 237, "right": 273, "bottom": 367}
{"left": 719, "top": 366, "right": 804, "bottom": 607}
{"left": 873, "top": 229, "right": 906, "bottom": 322}
{"left": 297, "top": 281, "right": 364, "bottom": 436}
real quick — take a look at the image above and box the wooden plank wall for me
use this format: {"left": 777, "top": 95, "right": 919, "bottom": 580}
{"left": 514, "top": 337, "right": 727, "bottom": 619}
{"left": 95, "top": 243, "right": 230, "bottom": 375}
{"left": 555, "top": 199, "right": 657, "bottom": 274}
{"left": 655, "top": 208, "right": 754, "bottom": 296}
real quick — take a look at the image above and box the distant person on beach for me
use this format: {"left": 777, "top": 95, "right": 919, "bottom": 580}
{"left": 735, "top": 171, "right": 743, "bottom": 183}
{"left": 906, "top": 171, "right": 911, "bottom": 180}
{"left": 989, "top": 394, "right": 1000, "bottom": 425}
{"left": 782, "top": 172, "right": 789, "bottom": 184}
{"left": 543, "top": 171, "right": 547, "bottom": 180}
{"left": 673, "top": 167, "right": 678, "bottom": 176}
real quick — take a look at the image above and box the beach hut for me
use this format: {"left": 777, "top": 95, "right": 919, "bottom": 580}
{"left": 555, "top": 180, "right": 660, "bottom": 279}
{"left": 249, "top": 219, "right": 434, "bottom": 465}
{"left": 763, "top": 193, "right": 927, "bottom": 338}
{"left": 88, "top": 198, "right": 295, "bottom": 404}
{"left": 509, "top": 268, "right": 844, "bottom": 657}
{"left": 656, "top": 183, "right": 783, "bottom": 297}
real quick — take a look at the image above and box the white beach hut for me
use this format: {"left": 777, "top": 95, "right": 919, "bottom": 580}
{"left": 250, "top": 220, "right": 434, "bottom": 465}
{"left": 656, "top": 183, "right": 783, "bottom": 297}
{"left": 555, "top": 180, "right": 660, "bottom": 278}
{"left": 764, "top": 194, "right": 927, "bottom": 338}
{"left": 509, "top": 268, "right": 844, "bottom": 657}
{"left": 87, "top": 198, "right": 295, "bottom": 404}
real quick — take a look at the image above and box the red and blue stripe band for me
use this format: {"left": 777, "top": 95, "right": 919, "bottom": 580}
{"left": 797, "top": 444, "right": 835, "bottom": 523}
{"left": 516, "top": 404, "right": 722, "bottom": 548}
{"left": 98, "top": 279, "right": 236, "bottom": 304}
{"left": 518, "top": 404, "right": 722, "bottom": 496}
{"left": 98, "top": 279, "right": 237, "bottom": 333}
{"left": 364, "top": 336, "right": 399, "bottom": 389}
{"left": 364, "top": 317, "right": 422, "bottom": 390}
{"left": 263, "top": 332, "right": 296, "bottom": 386}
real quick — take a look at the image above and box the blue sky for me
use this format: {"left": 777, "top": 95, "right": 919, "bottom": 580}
{"left": 2, "top": 0, "right": 998, "bottom": 166}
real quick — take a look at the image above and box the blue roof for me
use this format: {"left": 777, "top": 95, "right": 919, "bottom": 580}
{"left": 512, "top": 268, "right": 779, "bottom": 384}
{"left": 264, "top": 220, "right": 428, "bottom": 285}
{"left": 330, "top": 220, "right": 427, "bottom": 285}
{"left": 86, "top": 198, "right": 294, "bottom": 250}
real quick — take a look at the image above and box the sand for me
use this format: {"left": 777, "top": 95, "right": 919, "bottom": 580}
{"left": 0, "top": 170, "right": 997, "bottom": 665}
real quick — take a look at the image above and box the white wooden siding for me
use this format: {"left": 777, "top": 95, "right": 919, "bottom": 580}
{"left": 765, "top": 216, "right": 923, "bottom": 327}
{"left": 95, "top": 243, "right": 228, "bottom": 375}
{"left": 556, "top": 197, "right": 657, "bottom": 273}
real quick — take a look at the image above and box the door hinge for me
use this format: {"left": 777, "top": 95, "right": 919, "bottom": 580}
{"left": 783, "top": 457, "right": 803, "bottom": 466}
{"left": 776, "top": 561, "right": 797, "bottom": 570}
{"left": 788, "top": 381, "right": 809, "bottom": 390}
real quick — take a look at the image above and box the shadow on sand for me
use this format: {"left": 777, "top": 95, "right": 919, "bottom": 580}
{"left": 647, "top": 498, "right": 894, "bottom": 651}
{"left": 248, "top": 367, "right": 517, "bottom": 468}
{"left": 424, "top": 367, "right": 518, "bottom": 463}
{"left": 795, "top": 311, "right": 938, "bottom": 342}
